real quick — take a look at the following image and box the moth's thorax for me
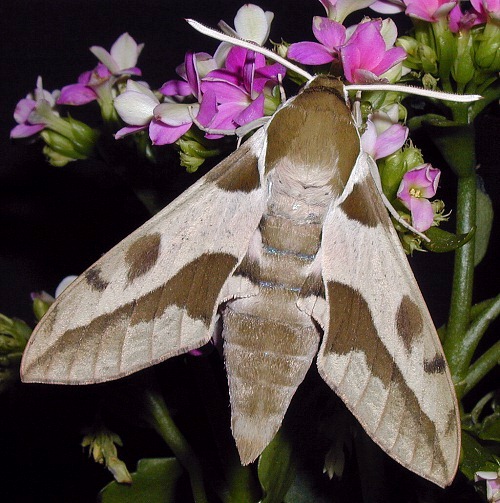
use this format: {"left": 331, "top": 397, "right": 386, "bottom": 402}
{"left": 265, "top": 76, "right": 360, "bottom": 198}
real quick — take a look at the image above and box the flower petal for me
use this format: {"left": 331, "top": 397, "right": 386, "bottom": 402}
{"left": 288, "top": 41, "right": 335, "bottom": 64}
{"left": 233, "top": 4, "right": 273, "bottom": 45}
{"left": 234, "top": 93, "right": 265, "bottom": 126}
{"left": 114, "top": 125, "right": 147, "bottom": 139}
{"left": 312, "top": 17, "right": 346, "bottom": 49}
{"left": 58, "top": 84, "right": 97, "bottom": 105}
{"left": 149, "top": 119, "right": 191, "bottom": 145}
{"left": 114, "top": 91, "right": 157, "bottom": 125}
{"left": 154, "top": 103, "right": 198, "bottom": 126}
{"left": 10, "top": 123, "right": 45, "bottom": 139}
{"left": 372, "top": 123, "right": 408, "bottom": 158}
{"left": 110, "top": 32, "right": 144, "bottom": 71}
{"left": 160, "top": 80, "right": 193, "bottom": 97}
{"left": 409, "top": 197, "right": 434, "bottom": 232}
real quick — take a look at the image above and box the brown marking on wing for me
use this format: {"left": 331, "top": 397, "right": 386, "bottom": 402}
{"left": 396, "top": 295, "right": 424, "bottom": 353}
{"left": 323, "top": 281, "right": 452, "bottom": 479}
{"left": 84, "top": 267, "right": 109, "bottom": 292}
{"left": 424, "top": 354, "right": 446, "bottom": 374}
{"left": 125, "top": 232, "right": 162, "bottom": 283}
{"left": 205, "top": 142, "right": 260, "bottom": 193}
{"left": 340, "top": 180, "right": 380, "bottom": 228}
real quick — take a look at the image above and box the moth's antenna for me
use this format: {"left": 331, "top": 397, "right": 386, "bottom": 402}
{"left": 345, "top": 83, "right": 482, "bottom": 103}
{"left": 186, "top": 19, "right": 314, "bottom": 82}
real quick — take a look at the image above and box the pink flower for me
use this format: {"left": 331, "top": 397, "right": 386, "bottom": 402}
{"left": 114, "top": 81, "right": 197, "bottom": 145}
{"left": 58, "top": 63, "right": 112, "bottom": 106}
{"left": 341, "top": 20, "right": 406, "bottom": 83}
{"left": 397, "top": 164, "right": 441, "bottom": 232}
{"left": 198, "top": 47, "right": 285, "bottom": 137}
{"left": 475, "top": 471, "right": 500, "bottom": 502}
{"left": 403, "top": 0, "right": 458, "bottom": 22}
{"left": 471, "top": 0, "right": 500, "bottom": 21}
{"left": 288, "top": 17, "right": 346, "bottom": 65}
{"left": 11, "top": 77, "right": 60, "bottom": 139}
{"left": 361, "top": 106, "right": 408, "bottom": 159}
{"left": 449, "top": 4, "right": 487, "bottom": 32}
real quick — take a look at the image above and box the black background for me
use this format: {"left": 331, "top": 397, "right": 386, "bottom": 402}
{"left": 0, "top": 2, "right": 497, "bottom": 502}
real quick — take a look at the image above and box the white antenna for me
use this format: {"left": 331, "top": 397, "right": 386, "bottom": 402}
{"left": 187, "top": 18, "right": 482, "bottom": 104}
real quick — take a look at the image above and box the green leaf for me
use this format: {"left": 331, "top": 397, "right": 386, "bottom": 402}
{"left": 460, "top": 431, "right": 499, "bottom": 480}
{"left": 258, "top": 430, "right": 295, "bottom": 503}
{"left": 478, "top": 412, "right": 500, "bottom": 442}
{"left": 98, "top": 458, "right": 183, "bottom": 503}
{"left": 423, "top": 226, "right": 475, "bottom": 252}
{"left": 474, "top": 183, "right": 494, "bottom": 266}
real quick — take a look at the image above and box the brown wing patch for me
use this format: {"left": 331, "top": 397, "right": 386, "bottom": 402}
{"left": 84, "top": 267, "right": 109, "bottom": 292}
{"left": 340, "top": 180, "right": 380, "bottom": 228}
{"left": 424, "top": 354, "right": 446, "bottom": 374}
{"left": 396, "top": 295, "right": 424, "bottom": 353}
{"left": 125, "top": 232, "right": 162, "bottom": 283}
{"left": 322, "top": 281, "right": 453, "bottom": 482}
{"left": 205, "top": 142, "right": 260, "bottom": 193}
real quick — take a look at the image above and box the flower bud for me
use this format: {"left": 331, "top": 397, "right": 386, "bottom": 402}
{"left": 176, "top": 130, "right": 221, "bottom": 173}
{"left": 452, "top": 31, "right": 475, "bottom": 86}
{"left": 475, "top": 23, "right": 500, "bottom": 71}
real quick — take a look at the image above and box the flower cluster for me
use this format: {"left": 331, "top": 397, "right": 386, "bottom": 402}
{"left": 10, "top": 1, "right": 500, "bottom": 235}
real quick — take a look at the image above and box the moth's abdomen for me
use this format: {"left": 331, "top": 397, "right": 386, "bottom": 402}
{"left": 222, "top": 209, "right": 324, "bottom": 464}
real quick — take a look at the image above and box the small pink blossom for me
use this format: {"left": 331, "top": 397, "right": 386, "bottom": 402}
{"left": 404, "top": 0, "right": 458, "bottom": 22}
{"left": 361, "top": 106, "right": 408, "bottom": 159}
{"left": 288, "top": 17, "right": 346, "bottom": 65}
{"left": 341, "top": 20, "right": 407, "bottom": 83}
{"left": 90, "top": 32, "right": 144, "bottom": 76}
{"left": 471, "top": 0, "right": 500, "bottom": 21}
{"left": 58, "top": 63, "right": 112, "bottom": 106}
{"left": 449, "top": 4, "right": 487, "bottom": 32}
{"left": 11, "top": 77, "right": 60, "bottom": 139}
{"left": 114, "top": 81, "right": 197, "bottom": 145}
{"left": 397, "top": 164, "right": 441, "bottom": 232}
{"left": 475, "top": 471, "right": 500, "bottom": 502}
{"left": 198, "top": 46, "right": 285, "bottom": 137}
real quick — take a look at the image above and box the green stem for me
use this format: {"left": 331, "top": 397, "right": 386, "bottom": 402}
{"left": 143, "top": 386, "right": 209, "bottom": 503}
{"left": 454, "top": 293, "right": 500, "bottom": 393}
{"left": 443, "top": 174, "right": 477, "bottom": 379}
{"left": 462, "top": 340, "right": 500, "bottom": 398}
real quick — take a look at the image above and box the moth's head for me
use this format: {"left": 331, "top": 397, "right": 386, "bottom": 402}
{"left": 265, "top": 74, "right": 360, "bottom": 195}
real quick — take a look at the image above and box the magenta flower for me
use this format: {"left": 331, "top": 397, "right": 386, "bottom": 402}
{"left": 90, "top": 32, "right": 144, "bottom": 76}
{"left": 198, "top": 46, "right": 285, "bottom": 137}
{"left": 58, "top": 63, "right": 112, "bottom": 106}
{"left": 288, "top": 17, "right": 346, "bottom": 65}
{"left": 403, "top": 0, "right": 458, "bottom": 22}
{"left": 397, "top": 164, "right": 441, "bottom": 232}
{"left": 11, "top": 77, "right": 60, "bottom": 139}
{"left": 471, "top": 0, "right": 500, "bottom": 21}
{"left": 341, "top": 20, "right": 406, "bottom": 83}
{"left": 160, "top": 52, "right": 213, "bottom": 101}
{"left": 448, "top": 3, "right": 486, "bottom": 32}
{"left": 361, "top": 106, "right": 408, "bottom": 159}
{"left": 114, "top": 81, "right": 198, "bottom": 145}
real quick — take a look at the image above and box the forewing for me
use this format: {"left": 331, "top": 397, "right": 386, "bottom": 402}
{"left": 316, "top": 153, "right": 460, "bottom": 487}
{"left": 21, "top": 129, "right": 267, "bottom": 384}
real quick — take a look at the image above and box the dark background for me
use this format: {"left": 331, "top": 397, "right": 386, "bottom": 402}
{"left": 0, "top": 1, "right": 497, "bottom": 502}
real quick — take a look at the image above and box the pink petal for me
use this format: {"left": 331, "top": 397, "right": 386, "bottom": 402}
{"left": 288, "top": 41, "right": 335, "bottom": 65}
{"left": 200, "top": 80, "right": 248, "bottom": 104}
{"left": 57, "top": 84, "right": 97, "bottom": 105}
{"left": 114, "top": 125, "right": 147, "bottom": 139}
{"left": 10, "top": 123, "right": 45, "bottom": 139}
{"left": 185, "top": 52, "right": 200, "bottom": 100}
{"left": 373, "top": 123, "right": 408, "bottom": 158}
{"left": 370, "top": 0, "right": 406, "bottom": 14}
{"left": 312, "top": 17, "right": 346, "bottom": 49}
{"left": 371, "top": 47, "right": 407, "bottom": 75}
{"left": 235, "top": 93, "right": 265, "bottom": 126}
{"left": 409, "top": 197, "right": 434, "bottom": 232}
{"left": 159, "top": 80, "right": 193, "bottom": 97}
{"left": 149, "top": 120, "right": 191, "bottom": 145}
{"left": 13, "top": 98, "right": 36, "bottom": 123}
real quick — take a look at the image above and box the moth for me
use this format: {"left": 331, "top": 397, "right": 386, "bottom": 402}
{"left": 20, "top": 23, "right": 471, "bottom": 489}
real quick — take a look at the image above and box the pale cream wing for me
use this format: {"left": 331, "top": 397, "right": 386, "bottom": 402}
{"left": 21, "top": 129, "right": 267, "bottom": 385}
{"left": 316, "top": 153, "right": 460, "bottom": 487}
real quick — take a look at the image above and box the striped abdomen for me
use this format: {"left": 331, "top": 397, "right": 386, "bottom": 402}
{"left": 222, "top": 183, "right": 329, "bottom": 463}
